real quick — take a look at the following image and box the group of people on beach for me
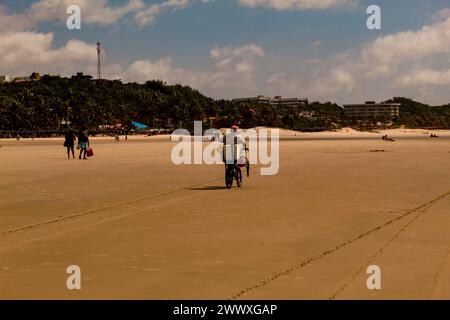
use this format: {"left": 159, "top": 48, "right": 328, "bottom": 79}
{"left": 64, "top": 129, "right": 90, "bottom": 159}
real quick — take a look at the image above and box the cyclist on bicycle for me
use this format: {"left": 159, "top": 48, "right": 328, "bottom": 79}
{"left": 222, "top": 125, "right": 248, "bottom": 166}
{"left": 223, "top": 125, "right": 245, "bottom": 146}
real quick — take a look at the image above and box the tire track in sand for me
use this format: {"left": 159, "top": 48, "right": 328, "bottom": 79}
{"left": 328, "top": 203, "right": 432, "bottom": 299}
{"left": 330, "top": 191, "right": 450, "bottom": 299}
{"left": 228, "top": 190, "right": 450, "bottom": 300}
{"left": 0, "top": 177, "right": 222, "bottom": 236}
{"left": 426, "top": 247, "right": 450, "bottom": 299}
{"left": 0, "top": 187, "right": 212, "bottom": 252}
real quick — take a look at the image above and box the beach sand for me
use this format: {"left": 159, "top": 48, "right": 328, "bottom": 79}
{"left": 0, "top": 132, "right": 449, "bottom": 299}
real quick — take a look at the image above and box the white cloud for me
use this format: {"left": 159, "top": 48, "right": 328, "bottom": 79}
{"left": 3, "top": 2, "right": 450, "bottom": 105}
{"left": 266, "top": 64, "right": 355, "bottom": 100}
{"left": 134, "top": 0, "right": 190, "bottom": 27}
{"left": 0, "top": 0, "right": 144, "bottom": 31}
{"left": 0, "top": 5, "right": 34, "bottom": 32}
{"left": 210, "top": 43, "right": 265, "bottom": 60}
{"left": 260, "top": 15, "right": 450, "bottom": 104}
{"left": 115, "top": 44, "right": 265, "bottom": 97}
{"left": 346, "top": 15, "right": 450, "bottom": 103}
{"left": 362, "top": 17, "right": 450, "bottom": 77}
{"left": 311, "top": 16, "right": 450, "bottom": 102}
{"left": 394, "top": 69, "right": 450, "bottom": 87}
{"left": 0, "top": 32, "right": 263, "bottom": 98}
{"left": 238, "top": 0, "right": 355, "bottom": 10}
{"left": 123, "top": 58, "right": 189, "bottom": 83}
{"left": 432, "top": 8, "right": 450, "bottom": 22}
{"left": 29, "top": 0, "right": 145, "bottom": 26}
{"left": 0, "top": 0, "right": 198, "bottom": 30}
{"left": 0, "top": 31, "right": 97, "bottom": 75}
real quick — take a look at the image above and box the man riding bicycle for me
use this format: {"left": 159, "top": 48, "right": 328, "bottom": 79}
{"left": 222, "top": 126, "right": 249, "bottom": 188}
{"left": 222, "top": 125, "right": 247, "bottom": 163}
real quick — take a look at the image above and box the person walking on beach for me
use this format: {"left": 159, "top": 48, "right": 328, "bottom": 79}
{"left": 64, "top": 129, "right": 76, "bottom": 159}
{"left": 77, "top": 129, "right": 90, "bottom": 160}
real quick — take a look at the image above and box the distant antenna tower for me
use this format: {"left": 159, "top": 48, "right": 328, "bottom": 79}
{"left": 97, "top": 41, "right": 102, "bottom": 80}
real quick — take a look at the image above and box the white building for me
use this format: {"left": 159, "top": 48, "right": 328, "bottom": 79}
{"left": 344, "top": 102, "right": 401, "bottom": 119}
{"left": 0, "top": 75, "right": 12, "bottom": 83}
{"left": 270, "top": 96, "right": 308, "bottom": 108}
{"left": 232, "top": 95, "right": 271, "bottom": 104}
{"left": 233, "top": 95, "right": 308, "bottom": 108}
{"left": 13, "top": 76, "right": 31, "bottom": 83}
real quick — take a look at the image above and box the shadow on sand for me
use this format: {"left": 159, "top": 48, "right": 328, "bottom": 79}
{"left": 190, "top": 186, "right": 228, "bottom": 191}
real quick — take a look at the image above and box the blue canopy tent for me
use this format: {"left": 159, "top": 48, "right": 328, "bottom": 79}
{"left": 131, "top": 121, "right": 149, "bottom": 130}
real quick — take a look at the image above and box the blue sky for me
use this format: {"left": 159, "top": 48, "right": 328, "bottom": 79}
{"left": 1, "top": 0, "right": 450, "bottom": 104}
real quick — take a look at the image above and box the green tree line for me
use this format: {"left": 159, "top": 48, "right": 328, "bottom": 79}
{"left": 0, "top": 76, "right": 449, "bottom": 135}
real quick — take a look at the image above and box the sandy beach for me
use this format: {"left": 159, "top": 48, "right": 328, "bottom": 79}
{"left": 0, "top": 131, "right": 449, "bottom": 299}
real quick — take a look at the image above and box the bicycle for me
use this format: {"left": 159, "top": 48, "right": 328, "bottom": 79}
{"left": 224, "top": 148, "right": 249, "bottom": 189}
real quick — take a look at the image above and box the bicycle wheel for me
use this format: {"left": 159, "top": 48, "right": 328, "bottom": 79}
{"left": 225, "top": 166, "right": 233, "bottom": 189}
{"left": 246, "top": 161, "right": 250, "bottom": 177}
{"left": 236, "top": 167, "right": 243, "bottom": 187}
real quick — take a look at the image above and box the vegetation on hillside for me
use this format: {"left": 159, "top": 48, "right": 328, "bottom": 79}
{"left": 0, "top": 76, "right": 449, "bottom": 136}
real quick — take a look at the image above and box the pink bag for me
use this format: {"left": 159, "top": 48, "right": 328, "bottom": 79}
{"left": 237, "top": 156, "right": 246, "bottom": 167}
{"left": 87, "top": 147, "right": 94, "bottom": 157}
